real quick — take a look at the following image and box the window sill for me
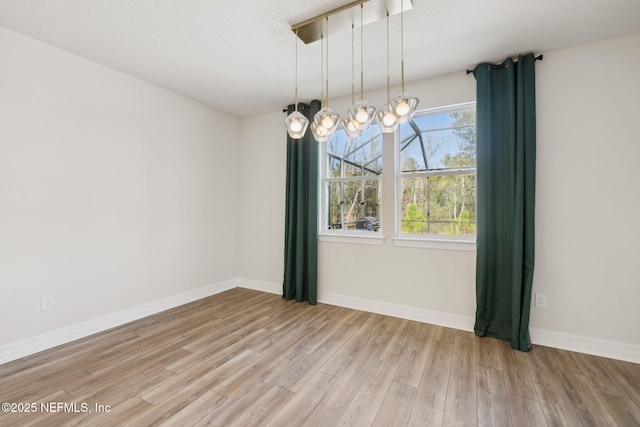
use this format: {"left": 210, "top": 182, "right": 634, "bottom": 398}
{"left": 318, "top": 232, "right": 385, "bottom": 246}
{"left": 393, "top": 236, "right": 476, "bottom": 252}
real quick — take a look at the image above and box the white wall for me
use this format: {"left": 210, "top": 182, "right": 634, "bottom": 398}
{"left": 236, "top": 111, "right": 288, "bottom": 284}
{"left": 0, "top": 27, "right": 240, "bottom": 345}
{"left": 238, "top": 33, "right": 640, "bottom": 355}
{"left": 531, "top": 33, "right": 640, "bottom": 346}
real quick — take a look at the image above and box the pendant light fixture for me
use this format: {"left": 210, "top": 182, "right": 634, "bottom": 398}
{"left": 288, "top": 0, "right": 415, "bottom": 141}
{"left": 310, "top": 120, "right": 330, "bottom": 142}
{"left": 284, "top": 28, "right": 310, "bottom": 139}
{"left": 342, "top": 23, "right": 363, "bottom": 139}
{"left": 347, "top": 3, "right": 376, "bottom": 131}
{"left": 313, "top": 17, "right": 340, "bottom": 139}
{"left": 310, "top": 25, "right": 330, "bottom": 143}
{"left": 391, "top": 0, "right": 419, "bottom": 123}
{"left": 377, "top": 11, "right": 399, "bottom": 133}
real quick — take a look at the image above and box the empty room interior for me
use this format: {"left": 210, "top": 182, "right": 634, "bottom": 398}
{"left": 1, "top": 0, "right": 640, "bottom": 426}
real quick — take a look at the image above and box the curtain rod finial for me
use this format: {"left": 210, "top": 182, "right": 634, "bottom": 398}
{"left": 466, "top": 53, "right": 542, "bottom": 76}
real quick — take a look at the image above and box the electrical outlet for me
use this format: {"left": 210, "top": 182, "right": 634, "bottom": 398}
{"left": 535, "top": 294, "right": 548, "bottom": 308}
{"left": 41, "top": 295, "right": 54, "bottom": 311}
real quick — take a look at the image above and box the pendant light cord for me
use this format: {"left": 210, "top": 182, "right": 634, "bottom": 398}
{"left": 294, "top": 28, "right": 299, "bottom": 112}
{"left": 351, "top": 24, "right": 355, "bottom": 104}
{"left": 325, "top": 17, "right": 330, "bottom": 107}
{"left": 320, "top": 27, "right": 324, "bottom": 109}
{"left": 386, "top": 11, "right": 390, "bottom": 102}
{"left": 401, "top": 0, "right": 405, "bottom": 92}
{"left": 359, "top": 4, "right": 364, "bottom": 101}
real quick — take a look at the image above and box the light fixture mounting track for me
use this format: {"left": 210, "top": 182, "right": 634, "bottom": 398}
{"left": 291, "top": 0, "right": 412, "bottom": 44}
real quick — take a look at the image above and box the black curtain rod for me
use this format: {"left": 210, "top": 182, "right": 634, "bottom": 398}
{"left": 466, "top": 54, "right": 543, "bottom": 75}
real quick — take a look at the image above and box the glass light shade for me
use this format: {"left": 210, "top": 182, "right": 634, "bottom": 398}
{"left": 283, "top": 110, "right": 309, "bottom": 139}
{"left": 314, "top": 107, "right": 340, "bottom": 136}
{"left": 391, "top": 91, "right": 419, "bottom": 123}
{"left": 348, "top": 100, "right": 376, "bottom": 130}
{"left": 310, "top": 121, "right": 330, "bottom": 142}
{"left": 376, "top": 104, "right": 399, "bottom": 133}
{"left": 342, "top": 117, "right": 363, "bottom": 139}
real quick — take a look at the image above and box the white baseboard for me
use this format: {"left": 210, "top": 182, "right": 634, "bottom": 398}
{"left": 233, "top": 279, "right": 474, "bottom": 333}
{"left": 0, "top": 279, "right": 237, "bottom": 365}
{"left": 3, "top": 278, "right": 639, "bottom": 365}
{"left": 530, "top": 327, "right": 640, "bottom": 364}
{"left": 318, "top": 290, "right": 475, "bottom": 332}
{"left": 235, "top": 279, "right": 475, "bottom": 331}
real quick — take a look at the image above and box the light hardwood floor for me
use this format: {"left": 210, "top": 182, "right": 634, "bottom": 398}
{"left": 1, "top": 288, "right": 639, "bottom": 426}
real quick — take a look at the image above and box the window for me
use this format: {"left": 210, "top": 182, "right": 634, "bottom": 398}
{"left": 320, "top": 125, "right": 383, "bottom": 234}
{"left": 396, "top": 102, "right": 476, "bottom": 240}
{"left": 318, "top": 102, "right": 476, "bottom": 249}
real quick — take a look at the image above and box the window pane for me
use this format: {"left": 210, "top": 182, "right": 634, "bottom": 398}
{"left": 343, "top": 181, "right": 362, "bottom": 230}
{"left": 327, "top": 182, "right": 342, "bottom": 230}
{"left": 327, "top": 126, "right": 383, "bottom": 177}
{"left": 327, "top": 134, "right": 347, "bottom": 162}
{"left": 328, "top": 155, "right": 341, "bottom": 178}
{"left": 400, "top": 176, "right": 428, "bottom": 233}
{"left": 363, "top": 156, "right": 383, "bottom": 176}
{"left": 363, "top": 180, "right": 381, "bottom": 231}
{"left": 345, "top": 130, "right": 383, "bottom": 175}
{"left": 323, "top": 125, "right": 383, "bottom": 234}
{"left": 344, "top": 162, "right": 363, "bottom": 177}
{"left": 401, "top": 175, "right": 476, "bottom": 236}
{"left": 400, "top": 135, "right": 427, "bottom": 171}
{"left": 399, "top": 108, "right": 476, "bottom": 173}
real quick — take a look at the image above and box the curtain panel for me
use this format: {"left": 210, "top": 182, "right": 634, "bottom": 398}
{"left": 283, "top": 100, "right": 321, "bottom": 305}
{"left": 474, "top": 54, "right": 537, "bottom": 351}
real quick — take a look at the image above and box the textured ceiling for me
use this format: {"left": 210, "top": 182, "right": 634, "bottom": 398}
{"left": 1, "top": 0, "right": 640, "bottom": 118}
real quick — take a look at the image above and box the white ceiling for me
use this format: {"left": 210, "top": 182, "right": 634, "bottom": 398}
{"left": 1, "top": 0, "right": 639, "bottom": 118}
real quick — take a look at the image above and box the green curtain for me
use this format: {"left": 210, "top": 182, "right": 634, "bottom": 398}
{"left": 283, "top": 100, "right": 321, "bottom": 305}
{"left": 474, "top": 54, "right": 536, "bottom": 351}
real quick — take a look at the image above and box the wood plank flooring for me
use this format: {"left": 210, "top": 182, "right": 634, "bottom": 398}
{"left": 1, "top": 288, "right": 639, "bottom": 426}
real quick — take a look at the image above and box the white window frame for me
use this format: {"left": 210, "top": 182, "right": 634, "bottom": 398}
{"left": 394, "top": 102, "right": 477, "bottom": 252}
{"left": 318, "top": 126, "right": 385, "bottom": 245}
